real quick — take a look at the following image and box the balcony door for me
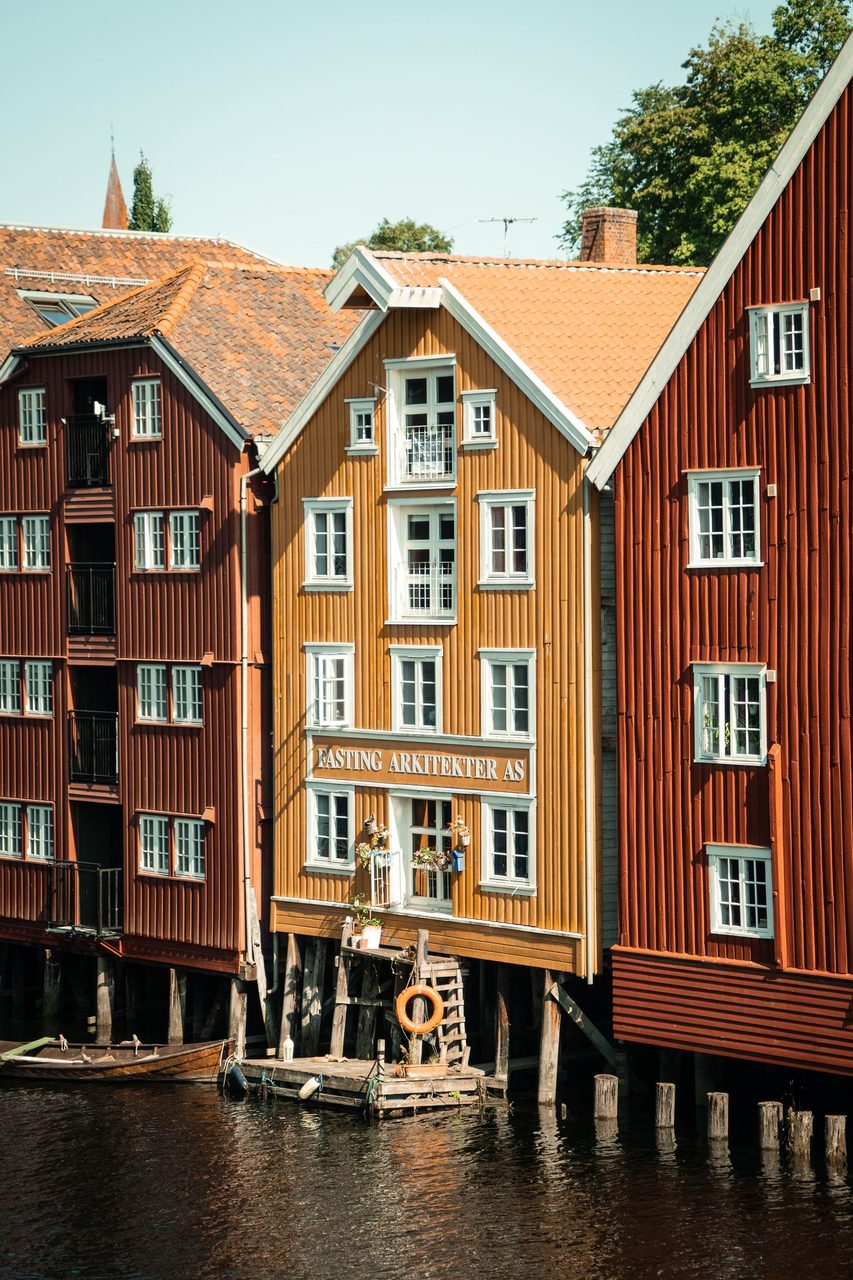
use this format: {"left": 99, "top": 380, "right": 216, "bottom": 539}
{"left": 391, "top": 794, "right": 452, "bottom": 913}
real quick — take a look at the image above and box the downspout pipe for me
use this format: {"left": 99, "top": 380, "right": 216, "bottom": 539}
{"left": 240, "top": 464, "right": 262, "bottom": 966}
{"left": 583, "top": 476, "right": 596, "bottom": 983}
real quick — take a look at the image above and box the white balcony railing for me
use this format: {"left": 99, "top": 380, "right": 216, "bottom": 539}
{"left": 399, "top": 421, "right": 455, "bottom": 483}
{"left": 370, "top": 848, "right": 404, "bottom": 909}
{"left": 395, "top": 561, "right": 455, "bottom": 619}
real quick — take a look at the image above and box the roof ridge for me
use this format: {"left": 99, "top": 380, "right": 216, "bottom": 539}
{"left": 0, "top": 222, "right": 279, "bottom": 264}
{"left": 155, "top": 260, "right": 208, "bottom": 337}
{"left": 370, "top": 249, "right": 703, "bottom": 275}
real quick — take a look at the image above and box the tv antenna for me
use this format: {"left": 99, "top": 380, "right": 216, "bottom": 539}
{"left": 479, "top": 216, "right": 538, "bottom": 257}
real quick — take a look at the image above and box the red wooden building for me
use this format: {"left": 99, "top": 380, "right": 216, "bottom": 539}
{"left": 0, "top": 243, "right": 356, "bottom": 1039}
{"left": 588, "top": 36, "right": 853, "bottom": 1078}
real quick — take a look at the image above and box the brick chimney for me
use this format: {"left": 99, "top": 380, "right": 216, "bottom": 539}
{"left": 579, "top": 207, "right": 637, "bottom": 265}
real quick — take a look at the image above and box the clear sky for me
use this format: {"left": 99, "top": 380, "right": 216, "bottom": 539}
{"left": 2, "top": 0, "right": 782, "bottom": 267}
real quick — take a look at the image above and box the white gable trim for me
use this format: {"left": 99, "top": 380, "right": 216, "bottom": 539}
{"left": 587, "top": 32, "right": 853, "bottom": 490}
{"left": 260, "top": 309, "right": 386, "bottom": 473}
{"left": 324, "top": 247, "right": 441, "bottom": 313}
{"left": 150, "top": 336, "right": 249, "bottom": 450}
{"left": 439, "top": 280, "right": 592, "bottom": 455}
{"left": 0, "top": 355, "right": 22, "bottom": 386}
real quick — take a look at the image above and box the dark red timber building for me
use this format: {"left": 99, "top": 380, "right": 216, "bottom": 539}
{"left": 588, "top": 35, "right": 853, "bottom": 1079}
{"left": 0, "top": 224, "right": 356, "bottom": 1043}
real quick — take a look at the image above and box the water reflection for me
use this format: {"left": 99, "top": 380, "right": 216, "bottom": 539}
{"left": 0, "top": 1087, "right": 851, "bottom": 1280}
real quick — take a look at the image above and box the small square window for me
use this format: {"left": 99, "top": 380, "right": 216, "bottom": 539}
{"left": 707, "top": 845, "right": 773, "bottom": 938}
{"left": 462, "top": 390, "right": 497, "bottom": 445}
{"left": 478, "top": 491, "right": 534, "bottom": 587}
{"left": 131, "top": 379, "right": 162, "bottom": 439}
{"left": 749, "top": 303, "right": 810, "bottom": 385}
{"left": 18, "top": 389, "right": 47, "bottom": 446}
{"left": 346, "top": 399, "right": 377, "bottom": 452}
{"left": 687, "top": 470, "right": 761, "bottom": 567}
{"left": 22, "top": 516, "right": 50, "bottom": 571}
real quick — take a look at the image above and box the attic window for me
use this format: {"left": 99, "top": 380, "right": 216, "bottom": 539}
{"left": 19, "top": 291, "right": 98, "bottom": 328}
{"left": 748, "top": 302, "right": 810, "bottom": 387}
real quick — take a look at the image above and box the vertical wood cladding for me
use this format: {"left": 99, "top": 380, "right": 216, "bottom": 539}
{"left": 271, "top": 307, "right": 593, "bottom": 967}
{"left": 614, "top": 84, "right": 853, "bottom": 1020}
{"left": 0, "top": 344, "right": 268, "bottom": 968}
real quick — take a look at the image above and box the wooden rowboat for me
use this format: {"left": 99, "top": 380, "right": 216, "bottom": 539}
{"left": 0, "top": 1037, "right": 228, "bottom": 1084}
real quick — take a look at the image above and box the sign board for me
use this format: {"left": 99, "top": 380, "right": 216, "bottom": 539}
{"left": 310, "top": 735, "right": 530, "bottom": 795}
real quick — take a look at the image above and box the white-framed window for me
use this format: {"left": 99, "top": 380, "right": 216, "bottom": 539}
{"left": 693, "top": 663, "right": 767, "bottom": 764}
{"left": 707, "top": 844, "right": 773, "bottom": 938}
{"left": 26, "top": 805, "right": 53, "bottom": 860}
{"left": 18, "top": 290, "right": 97, "bottom": 327}
{"left": 137, "top": 664, "right": 168, "bottom": 721}
{"left": 478, "top": 491, "right": 534, "bottom": 587}
{"left": 0, "top": 517, "right": 18, "bottom": 571}
{"left": 175, "top": 817, "right": 205, "bottom": 879}
{"left": 749, "top": 303, "right": 810, "bottom": 385}
{"left": 307, "top": 784, "right": 354, "bottom": 870}
{"left": 482, "top": 800, "right": 534, "bottom": 891}
{"left": 388, "top": 502, "right": 456, "bottom": 622}
{"left": 480, "top": 649, "right": 534, "bottom": 739}
{"left": 305, "top": 644, "right": 354, "bottom": 728}
{"left": 172, "top": 666, "right": 202, "bottom": 724}
{"left": 687, "top": 470, "right": 761, "bottom": 566}
{"left": 131, "top": 379, "right": 162, "bottom": 439}
{"left": 0, "top": 661, "right": 21, "bottom": 715}
{"left": 346, "top": 398, "right": 377, "bottom": 452}
{"left": 303, "top": 498, "right": 352, "bottom": 589}
{"left": 0, "top": 803, "right": 22, "bottom": 858}
{"left": 385, "top": 356, "right": 456, "bottom": 486}
{"left": 134, "top": 512, "right": 165, "bottom": 570}
{"left": 390, "top": 645, "right": 441, "bottom": 733}
{"left": 169, "top": 511, "right": 201, "bottom": 570}
{"left": 22, "top": 516, "right": 49, "bottom": 571}
{"left": 18, "top": 389, "right": 47, "bottom": 446}
{"left": 139, "top": 813, "right": 170, "bottom": 875}
{"left": 462, "top": 389, "right": 497, "bottom": 445}
{"left": 24, "top": 661, "right": 52, "bottom": 716}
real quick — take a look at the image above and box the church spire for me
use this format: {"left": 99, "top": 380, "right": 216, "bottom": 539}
{"left": 102, "top": 138, "right": 128, "bottom": 230}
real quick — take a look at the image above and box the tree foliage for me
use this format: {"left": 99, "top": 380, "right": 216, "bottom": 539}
{"left": 332, "top": 217, "right": 453, "bottom": 269}
{"left": 128, "top": 153, "right": 173, "bottom": 233}
{"left": 559, "top": 0, "right": 852, "bottom": 265}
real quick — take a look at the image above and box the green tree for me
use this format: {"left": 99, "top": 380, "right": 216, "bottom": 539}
{"left": 559, "top": 0, "right": 851, "bottom": 265}
{"left": 332, "top": 217, "right": 453, "bottom": 269}
{"left": 128, "top": 153, "right": 173, "bottom": 233}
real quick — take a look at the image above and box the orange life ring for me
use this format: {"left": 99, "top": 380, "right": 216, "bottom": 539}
{"left": 396, "top": 983, "right": 445, "bottom": 1035}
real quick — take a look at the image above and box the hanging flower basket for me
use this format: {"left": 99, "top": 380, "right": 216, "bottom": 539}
{"left": 412, "top": 847, "right": 451, "bottom": 871}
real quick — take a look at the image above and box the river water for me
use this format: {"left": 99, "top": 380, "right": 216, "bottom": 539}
{"left": 1, "top": 1083, "right": 851, "bottom": 1280}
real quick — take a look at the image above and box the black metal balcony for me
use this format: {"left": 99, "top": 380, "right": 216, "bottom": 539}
{"left": 67, "top": 564, "right": 116, "bottom": 635}
{"left": 47, "top": 861, "right": 123, "bottom": 936}
{"left": 65, "top": 414, "right": 111, "bottom": 488}
{"left": 68, "top": 711, "right": 119, "bottom": 785}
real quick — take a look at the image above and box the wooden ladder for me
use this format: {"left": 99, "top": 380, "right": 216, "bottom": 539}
{"left": 423, "top": 957, "right": 470, "bottom": 1068}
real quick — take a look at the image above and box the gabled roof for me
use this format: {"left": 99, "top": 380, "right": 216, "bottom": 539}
{"left": 587, "top": 31, "right": 853, "bottom": 490}
{"left": 12, "top": 258, "right": 360, "bottom": 442}
{"left": 0, "top": 223, "right": 278, "bottom": 355}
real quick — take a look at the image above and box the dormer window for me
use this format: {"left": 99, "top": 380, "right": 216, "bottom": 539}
{"left": 385, "top": 356, "right": 456, "bottom": 487}
{"left": 749, "top": 303, "right": 810, "bottom": 386}
{"left": 19, "top": 290, "right": 98, "bottom": 328}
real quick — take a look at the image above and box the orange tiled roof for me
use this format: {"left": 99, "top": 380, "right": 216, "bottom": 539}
{"left": 17, "top": 258, "right": 360, "bottom": 438}
{"left": 0, "top": 223, "right": 279, "bottom": 355}
{"left": 371, "top": 251, "right": 704, "bottom": 436}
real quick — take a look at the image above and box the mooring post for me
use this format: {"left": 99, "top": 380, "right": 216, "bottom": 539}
{"left": 537, "top": 969, "right": 561, "bottom": 1106}
{"left": 825, "top": 1115, "right": 847, "bottom": 1172}
{"left": 278, "top": 933, "right": 303, "bottom": 1056}
{"left": 758, "top": 1100, "right": 783, "bottom": 1150}
{"left": 43, "top": 949, "right": 61, "bottom": 1029}
{"left": 655, "top": 1082, "right": 676, "bottom": 1129}
{"left": 707, "top": 1092, "right": 729, "bottom": 1140}
{"left": 228, "top": 978, "right": 248, "bottom": 1058}
{"left": 95, "top": 954, "right": 115, "bottom": 1045}
{"left": 787, "top": 1109, "right": 813, "bottom": 1161}
{"left": 495, "top": 963, "right": 511, "bottom": 1083}
{"left": 167, "top": 968, "right": 186, "bottom": 1045}
{"left": 594, "top": 1074, "right": 619, "bottom": 1121}
{"left": 408, "top": 929, "right": 430, "bottom": 1067}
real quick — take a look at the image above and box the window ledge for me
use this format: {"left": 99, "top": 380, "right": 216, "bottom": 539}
{"left": 303, "top": 860, "right": 356, "bottom": 875}
{"left": 461, "top": 439, "right": 498, "bottom": 451}
{"left": 478, "top": 881, "right": 536, "bottom": 896}
{"left": 686, "top": 560, "right": 764, "bottom": 572}
{"left": 383, "top": 483, "right": 457, "bottom": 495}
{"left": 385, "top": 618, "right": 457, "bottom": 627}
{"left": 477, "top": 580, "right": 534, "bottom": 592}
{"left": 695, "top": 756, "right": 767, "bottom": 769}
{"left": 17, "top": 443, "right": 47, "bottom": 451}
{"left": 709, "top": 928, "right": 773, "bottom": 941}
{"left": 750, "top": 375, "right": 810, "bottom": 389}
{"left": 134, "top": 720, "right": 203, "bottom": 730}
{"left": 345, "top": 445, "right": 379, "bottom": 457}
{"left": 302, "top": 581, "right": 354, "bottom": 593}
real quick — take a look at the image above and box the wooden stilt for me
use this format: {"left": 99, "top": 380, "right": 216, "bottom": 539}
{"left": 408, "top": 930, "right": 429, "bottom": 1066}
{"left": 124, "top": 966, "right": 138, "bottom": 1036}
{"left": 95, "top": 955, "right": 115, "bottom": 1045}
{"left": 787, "top": 1110, "right": 813, "bottom": 1160}
{"left": 228, "top": 978, "right": 248, "bottom": 1057}
{"left": 300, "top": 938, "right": 327, "bottom": 1057}
{"left": 758, "top": 1100, "right": 783, "bottom": 1150}
{"left": 655, "top": 1081, "right": 676, "bottom": 1128}
{"left": 825, "top": 1115, "right": 847, "bottom": 1170}
{"left": 65, "top": 956, "right": 91, "bottom": 1015}
{"left": 167, "top": 968, "right": 186, "bottom": 1045}
{"left": 355, "top": 959, "right": 379, "bottom": 1060}
{"left": 329, "top": 925, "right": 353, "bottom": 1057}
{"left": 707, "top": 1092, "right": 729, "bottom": 1140}
{"left": 693, "top": 1052, "right": 714, "bottom": 1106}
{"left": 494, "top": 963, "right": 511, "bottom": 1082}
{"left": 43, "top": 949, "right": 62, "bottom": 1028}
{"left": 594, "top": 1074, "right": 618, "bottom": 1120}
{"left": 201, "top": 978, "right": 228, "bottom": 1041}
{"left": 12, "top": 947, "right": 27, "bottom": 1016}
{"left": 278, "top": 933, "right": 303, "bottom": 1056}
{"left": 537, "top": 969, "right": 560, "bottom": 1106}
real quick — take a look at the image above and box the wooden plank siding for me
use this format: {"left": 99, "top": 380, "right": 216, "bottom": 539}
{"left": 612, "top": 84, "right": 853, "bottom": 1062}
{"left": 0, "top": 343, "right": 270, "bottom": 972}
{"left": 271, "top": 307, "right": 596, "bottom": 972}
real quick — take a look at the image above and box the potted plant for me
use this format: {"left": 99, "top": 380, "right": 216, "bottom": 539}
{"left": 412, "top": 846, "right": 450, "bottom": 871}
{"left": 350, "top": 892, "right": 382, "bottom": 949}
{"left": 357, "top": 822, "right": 390, "bottom": 867}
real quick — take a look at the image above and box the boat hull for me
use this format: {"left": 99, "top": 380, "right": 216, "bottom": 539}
{"left": 0, "top": 1039, "right": 228, "bottom": 1084}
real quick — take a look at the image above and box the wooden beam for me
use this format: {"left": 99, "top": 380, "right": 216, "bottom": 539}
{"left": 228, "top": 978, "right": 248, "bottom": 1057}
{"left": 278, "top": 933, "right": 303, "bottom": 1056}
{"left": 1, "top": 1036, "right": 53, "bottom": 1059}
{"left": 42, "top": 949, "right": 61, "bottom": 1028}
{"left": 329, "top": 924, "right": 353, "bottom": 1057}
{"left": 356, "top": 959, "right": 380, "bottom": 1060}
{"left": 95, "top": 955, "right": 114, "bottom": 1045}
{"left": 167, "top": 968, "right": 186, "bottom": 1045}
{"left": 300, "top": 938, "right": 327, "bottom": 1057}
{"left": 538, "top": 968, "right": 561, "bottom": 1105}
{"left": 494, "top": 963, "right": 511, "bottom": 1082}
{"left": 200, "top": 978, "right": 228, "bottom": 1041}
{"left": 546, "top": 981, "right": 617, "bottom": 1068}
{"left": 409, "top": 929, "right": 429, "bottom": 1066}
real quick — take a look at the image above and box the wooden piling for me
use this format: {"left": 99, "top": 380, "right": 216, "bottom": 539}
{"left": 42, "top": 949, "right": 61, "bottom": 1026}
{"left": 707, "top": 1092, "right": 729, "bottom": 1140}
{"left": 787, "top": 1109, "right": 813, "bottom": 1160}
{"left": 537, "top": 970, "right": 560, "bottom": 1106}
{"left": 278, "top": 933, "right": 303, "bottom": 1056}
{"left": 200, "top": 978, "right": 228, "bottom": 1041}
{"left": 758, "top": 1101, "right": 783, "bottom": 1150}
{"left": 167, "top": 968, "right": 186, "bottom": 1045}
{"left": 95, "top": 955, "right": 114, "bottom": 1045}
{"left": 355, "top": 960, "right": 379, "bottom": 1060}
{"left": 408, "top": 930, "right": 429, "bottom": 1067}
{"left": 329, "top": 924, "right": 353, "bottom": 1057}
{"left": 300, "top": 938, "right": 327, "bottom": 1057}
{"left": 594, "top": 1074, "right": 618, "bottom": 1120}
{"left": 228, "top": 978, "right": 248, "bottom": 1057}
{"left": 655, "top": 1082, "right": 676, "bottom": 1129}
{"left": 693, "top": 1052, "right": 714, "bottom": 1106}
{"left": 825, "top": 1115, "right": 846, "bottom": 1167}
{"left": 494, "top": 963, "right": 511, "bottom": 1083}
